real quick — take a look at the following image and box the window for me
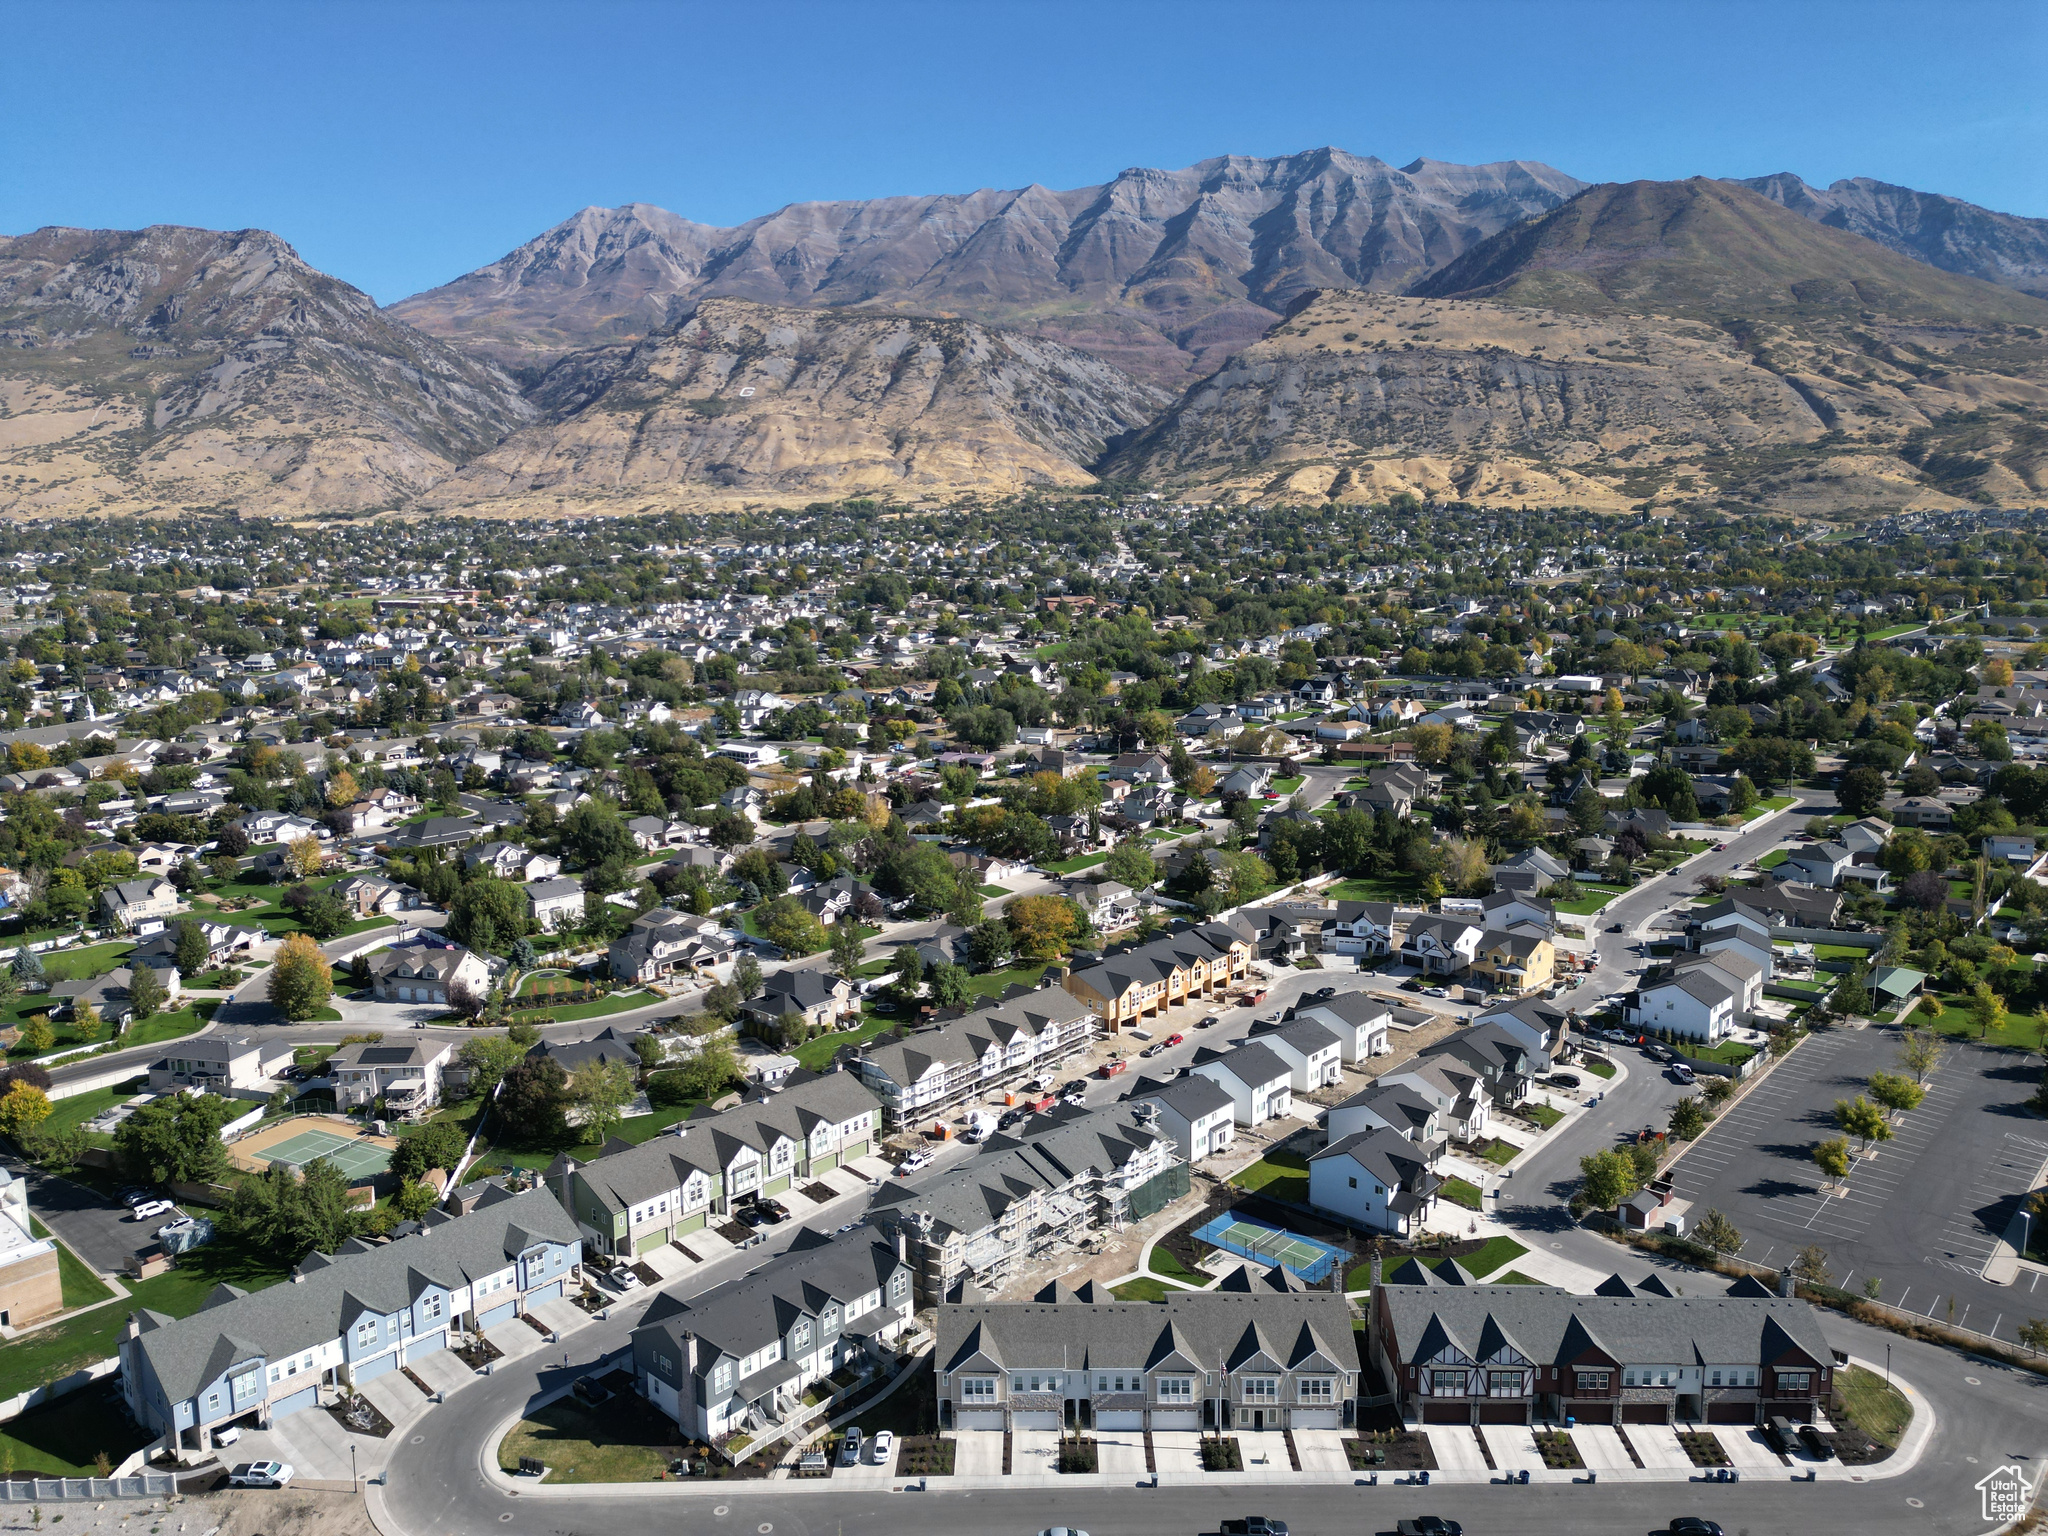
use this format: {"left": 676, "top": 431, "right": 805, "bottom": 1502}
{"left": 1745, "top": 1369, "right": 1758, "bottom": 1387}
{"left": 356, "top": 1321, "right": 378, "bottom": 1346}
{"left": 822, "top": 1308, "right": 839, "bottom": 1334}
{"left": 1298, "top": 1377, "right": 1333, "bottom": 1403}
{"left": 1710, "top": 1370, "right": 1722, "bottom": 1387}
{"left": 1348, "top": 1176, "right": 1357, "bottom": 1189}
{"left": 1431, "top": 1369, "right": 1466, "bottom": 1397}
{"left": 1488, "top": 1371, "right": 1522, "bottom": 1398}
{"left": 962, "top": 1377, "right": 996, "bottom": 1402}
{"left": 1777, "top": 1371, "right": 1813, "bottom": 1393}
{"left": 1573, "top": 1370, "right": 1609, "bottom": 1395}
{"left": 792, "top": 1321, "right": 810, "bottom": 1350}
{"left": 1158, "top": 1377, "right": 1192, "bottom": 1402}
{"left": 890, "top": 1272, "right": 907, "bottom": 1299}
{"left": 206, "top": 1392, "right": 221, "bottom": 1413}
{"left": 422, "top": 1295, "right": 442, "bottom": 1322}
{"left": 1242, "top": 1377, "right": 1277, "bottom": 1402}
{"left": 713, "top": 1363, "right": 732, "bottom": 1391}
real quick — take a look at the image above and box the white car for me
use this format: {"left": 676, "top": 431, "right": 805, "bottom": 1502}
{"left": 132, "top": 1199, "right": 175, "bottom": 1222}
{"left": 227, "top": 1461, "right": 293, "bottom": 1488}
{"left": 156, "top": 1216, "right": 200, "bottom": 1239}
{"left": 896, "top": 1151, "right": 934, "bottom": 1177}
{"left": 604, "top": 1267, "right": 643, "bottom": 1292}
{"left": 840, "top": 1427, "right": 864, "bottom": 1466}
{"left": 868, "top": 1429, "right": 893, "bottom": 1464}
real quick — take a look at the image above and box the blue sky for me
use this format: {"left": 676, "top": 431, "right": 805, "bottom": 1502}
{"left": 5, "top": 0, "right": 2042, "bottom": 304}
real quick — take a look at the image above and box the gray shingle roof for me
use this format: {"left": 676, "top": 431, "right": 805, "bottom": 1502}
{"left": 937, "top": 1289, "right": 1353, "bottom": 1376}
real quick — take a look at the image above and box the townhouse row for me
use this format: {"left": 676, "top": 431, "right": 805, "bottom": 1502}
{"left": 119, "top": 1186, "right": 580, "bottom": 1452}
{"left": 851, "top": 987, "right": 1100, "bottom": 1126}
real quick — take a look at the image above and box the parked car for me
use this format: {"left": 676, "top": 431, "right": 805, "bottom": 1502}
{"left": 118, "top": 1186, "right": 157, "bottom": 1209}
{"left": 1666, "top": 1519, "right": 1724, "bottom": 1536}
{"left": 1141, "top": 1042, "right": 1166, "bottom": 1058}
{"left": 227, "top": 1462, "right": 293, "bottom": 1489}
{"left": 1671, "top": 1063, "right": 1697, "bottom": 1085}
{"left": 156, "top": 1216, "right": 201, "bottom": 1240}
{"left": 1164, "top": 1032, "right": 1185, "bottom": 1046}
{"left": 214, "top": 1424, "right": 242, "bottom": 1446}
{"left": 1609, "top": 922, "right": 1625, "bottom": 932}
{"left": 603, "top": 1266, "right": 643, "bottom": 1292}
{"left": 1222, "top": 1519, "right": 1290, "bottom": 1536}
{"left": 1422, "top": 986, "right": 1449, "bottom": 999}
{"left": 896, "top": 1151, "right": 935, "bottom": 1176}
{"left": 840, "top": 1427, "right": 864, "bottom": 1466}
{"left": 1763, "top": 1415, "right": 1798, "bottom": 1455}
{"left": 1796, "top": 1424, "right": 1835, "bottom": 1460}
{"left": 131, "top": 1199, "right": 174, "bottom": 1222}
{"left": 755, "top": 1199, "right": 790, "bottom": 1224}
{"left": 1396, "top": 1521, "right": 1462, "bottom": 1536}
{"left": 1197, "top": 1014, "right": 1220, "bottom": 1028}
{"left": 1546, "top": 1073, "right": 1582, "bottom": 1090}
{"left": 868, "top": 1429, "right": 893, "bottom": 1464}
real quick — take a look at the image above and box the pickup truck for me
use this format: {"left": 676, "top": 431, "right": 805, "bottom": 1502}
{"left": 1220, "top": 1519, "right": 1288, "bottom": 1536}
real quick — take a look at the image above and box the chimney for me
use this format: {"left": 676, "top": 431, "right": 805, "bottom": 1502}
{"left": 894, "top": 1225, "right": 908, "bottom": 1263}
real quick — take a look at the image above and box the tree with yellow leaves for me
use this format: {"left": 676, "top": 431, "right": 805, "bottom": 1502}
{"left": 0, "top": 1082, "right": 52, "bottom": 1139}
{"left": 284, "top": 834, "right": 326, "bottom": 881}
{"left": 325, "top": 768, "right": 359, "bottom": 808}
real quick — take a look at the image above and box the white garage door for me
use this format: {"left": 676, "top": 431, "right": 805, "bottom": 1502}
{"left": 1010, "top": 1410, "right": 1061, "bottom": 1430}
{"left": 957, "top": 1410, "right": 1005, "bottom": 1431}
{"left": 1291, "top": 1410, "right": 1340, "bottom": 1430}
{"left": 1151, "top": 1409, "right": 1200, "bottom": 1430}
{"left": 1095, "top": 1410, "right": 1145, "bottom": 1432}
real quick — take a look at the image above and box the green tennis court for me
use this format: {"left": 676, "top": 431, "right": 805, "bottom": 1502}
{"left": 261, "top": 1127, "right": 392, "bottom": 1179}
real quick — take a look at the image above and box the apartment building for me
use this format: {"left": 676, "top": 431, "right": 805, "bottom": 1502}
{"left": 0, "top": 1169, "right": 60, "bottom": 1329}
{"left": 868, "top": 1102, "right": 1186, "bottom": 1302}
{"left": 631, "top": 1227, "right": 914, "bottom": 1446}
{"left": 1373, "top": 1268, "right": 1835, "bottom": 1427}
{"left": 555, "top": 1070, "right": 881, "bottom": 1258}
{"left": 852, "top": 989, "right": 1098, "bottom": 1126}
{"left": 119, "top": 1186, "right": 580, "bottom": 1452}
{"left": 937, "top": 1270, "right": 1358, "bottom": 1433}
{"left": 1062, "top": 924, "right": 1254, "bottom": 1032}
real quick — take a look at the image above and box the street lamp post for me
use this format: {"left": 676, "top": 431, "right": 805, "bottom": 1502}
{"left": 350, "top": 1442, "right": 358, "bottom": 1490}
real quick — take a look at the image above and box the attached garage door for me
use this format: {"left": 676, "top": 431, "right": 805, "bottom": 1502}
{"left": 636, "top": 1230, "right": 669, "bottom": 1256}
{"left": 1291, "top": 1409, "right": 1340, "bottom": 1430}
{"left": 1707, "top": 1402, "right": 1756, "bottom": 1424}
{"left": 406, "top": 1330, "right": 446, "bottom": 1363}
{"left": 1096, "top": 1410, "right": 1145, "bottom": 1432}
{"left": 1771, "top": 1402, "right": 1813, "bottom": 1423}
{"left": 1151, "top": 1409, "right": 1200, "bottom": 1431}
{"left": 762, "top": 1174, "right": 790, "bottom": 1197}
{"left": 353, "top": 1351, "right": 399, "bottom": 1384}
{"left": 676, "top": 1211, "right": 705, "bottom": 1235}
{"left": 480, "top": 1300, "right": 518, "bottom": 1329}
{"left": 1011, "top": 1410, "right": 1061, "bottom": 1431}
{"left": 527, "top": 1281, "right": 562, "bottom": 1305}
{"left": 1478, "top": 1402, "right": 1526, "bottom": 1424}
{"left": 271, "top": 1384, "right": 318, "bottom": 1421}
{"left": 1622, "top": 1403, "right": 1669, "bottom": 1424}
{"left": 841, "top": 1139, "right": 869, "bottom": 1163}
{"left": 1569, "top": 1402, "right": 1613, "bottom": 1424}
{"left": 1423, "top": 1402, "right": 1469, "bottom": 1424}
{"left": 957, "top": 1410, "right": 1005, "bottom": 1432}
{"left": 811, "top": 1151, "right": 838, "bottom": 1173}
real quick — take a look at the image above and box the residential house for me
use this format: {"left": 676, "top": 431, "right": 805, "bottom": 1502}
{"left": 1062, "top": 926, "right": 1253, "bottom": 1033}
{"left": 1372, "top": 1271, "right": 1835, "bottom": 1427}
{"left": 1380, "top": 1059, "right": 1492, "bottom": 1144}
{"left": 1307, "top": 1126, "right": 1441, "bottom": 1235}
{"left": 869, "top": 1103, "right": 1185, "bottom": 1301}
{"left": 465, "top": 842, "right": 562, "bottom": 883}
{"left": 366, "top": 939, "right": 492, "bottom": 1006}
{"left": 853, "top": 989, "right": 1099, "bottom": 1126}
{"left": 1491, "top": 847, "right": 1570, "bottom": 898}
{"left": 1288, "top": 988, "right": 1393, "bottom": 1063}
{"left": 524, "top": 876, "right": 586, "bottom": 933}
{"left": 332, "top": 874, "right": 423, "bottom": 918}
{"left": 1469, "top": 930, "right": 1557, "bottom": 996}
{"left": 119, "top": 1186, "right": 580, "bottom": 1451}
{"left": 608, "top": 907, "right": 737, "bottom": 983}
{"left": 147, "top": 1035, "right": 295, "bottom": 1096}
{"left": 556, "top": 1071, "right": 882, "bottom": 1255}
{"left": 51, "top": 963, "right": 180, "bottom": 1027}
{"left": 1400, "top": 917, "right": 1484, "bottom": 976}
{"left": 935, "top": 1280, "right": 1357, "bottom": 1433}
{"left": 1627, "top": 965, "right": 1739, "bottom": 1044}
{"left": 1189, "top": 1040, "right": 1294, "bottom": 1127}
{"left": 101, "top": 877, "right": 179, "bottom": 933}
{"left": 742, "top": 971, "right": 859, "bottom": 1038}
{"left": 0, "top": 1170, "right": 61, "bottom": 1328}
{"left": 324, "top": 1038, "right": 454, "bottom": 1117}
{"left": 631, "top": 1227, "right": 913, "bottom": 1443}
{"left": 1416, "top": 1021, "right": 1548, "bottom": 1108}
{"left": 1126, "top": 1073, "right": 1237, "bottom": 1163}
{"left": 1324, "top": 1080, "right": 1447, "bottom": 1153}
{"left": 1244, "top": 1017, "right": 1345, "bottom": 1092}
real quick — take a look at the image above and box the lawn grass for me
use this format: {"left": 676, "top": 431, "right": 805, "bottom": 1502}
{"left": 1552, "top": 885, "right": 1629, "bottom": 916}
{"left": 503, "top": 989, "right": 654, "bottom": 1024}
{"left": 1834, "top": 1364, "right": 1912, "bottom": 1448}
{"left": 1672, "top": 1038, "right": 1758, "bottom": 1067}
{"left": 474, "top": 1093, "right": 706, "bottom": 1173}
{"left": 0, "top": 1380, "right": 149, "bottom": 1476}
{"left": 4, "top": 993, "right": 210, "bottom": 1060}
{"left": 791, "top": 1013, "right": 896, "bottom": 1072}
{"left": 1440, "top": 1176, "right": 1483, "bottom": 1210}
{"left": 976, "top": 884, "right": 1008, "bottom": 899}
{"left": 1227, "top": 1149, "right": 1310, "bottom": 1205}
{"left": 960, "top": 963, "right": 1048, "bottom": 1000}
{"left": 0, "top": 1236, "right": 289, "bottom": 1401}
{"left": 1581, "top": 1058, "right": 1617, "bottom": 1080}
{"left": 1147, "top": 1246, "right": 1207, "bottom": 1286}
{"left": 497, "top": 1390, "right": 684, "bottom": 1483}
{"left": 1522, "top": 1102, "right": 1565, "bottom": 1130}
{"left": 1759, "top": 850, "right": 1788, "bottom": 869}
{"left": 1325, "top": 874, "right": 1424, "bottom": 904}
{"left": 25, "top": 1213, "right": 117, "bottom": 1311}
{"left": 1110, "top": 1277, "right": 1175, "bottom": 1302}
{"left": 33, "top": 942, "right": 136, "bottom": 983}
{"left": 1444, "top": 1235, "right": 1528, "bottom": 1278}
{"left": 1044, "top": 851, "right": 1109, "bottom": 875}
{"left": 1269, "top": 776, "right": 1304, "bottom": 795}
{"left": 1494, "top": 1270, "right": 1542, "bottom": 1285}
{"left": 1474, "top": 1138, "right": 1520, "bottom": 1167}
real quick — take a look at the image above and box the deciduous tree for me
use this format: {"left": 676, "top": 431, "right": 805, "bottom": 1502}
{"left": 267, "top": 932, "right": 332, "bottom": 1020}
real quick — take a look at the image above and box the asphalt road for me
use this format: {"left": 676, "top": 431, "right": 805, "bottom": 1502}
{"left": 371, "top": 1306, "right": 2046, "bottom": 1536}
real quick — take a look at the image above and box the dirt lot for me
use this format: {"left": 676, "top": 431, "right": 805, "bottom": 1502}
{"left": 38, "top": 1487, "right": 377, "bottom": 1536}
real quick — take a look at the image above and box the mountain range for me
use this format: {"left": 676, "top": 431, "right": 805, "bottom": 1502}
{"left": 4, "top": 149, "right": 2047, "bottom": 520}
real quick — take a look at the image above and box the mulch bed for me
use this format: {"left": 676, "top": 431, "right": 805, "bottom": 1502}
{"left": 897, "top": 1435, "right": 955, "bottom": 1476}
{"left": 328, "top": 1392, "right": 392, "bottom": 1438}
{"left": 1345, "top": 1431, "right": 1437, "bottom": 1471}
{"left": 454, "top": 1335, "right": 502, "bottom": 1369}
{"left": 1677, "top": 1430, "right": 1729, "bottom": 1467}
{"left": 1533, "top": 1429, "right": 1585, "bottom": 1470}
{"left": 1056, "top": 1435, "right": 1098, "bottom": 1473}
{"left": 715, "top": 1220, "right": 755, "bottom": 1244}
{"left": 1200, "top": 1436, "right": 1242, "bottom": 1471}
{"left": 1827, "top": 1422, "right": 1894, "bottom": 1465}
{"left": 800, "top": 1181, "right": 837, "bottom": 1203}
{"left": 400, "top": 1366, "right": 432, "bottom": 1396}
{"left": 522, "top": 1312, "right": 553, "bottom": 1335}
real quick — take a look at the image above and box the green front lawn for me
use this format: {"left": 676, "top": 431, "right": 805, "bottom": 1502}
{"left": 1493, "top": 1269, "right": 1543, "bottom": 1284}
{"left": 1521, "top": 1102, "right": 1564, "bottom": 1130}
{"left": 0, "top": 1236, "right": 290, "bottom": 1401}
{"left": 1044, "top": 852, "right": 1109, "bottom": 875}
{"left": 976, "top": 884, "right": 1008, "bottom": 899}
{"left": 1269, "top": 776, "right": 1304, "bottom": 795}
{"left": 1759, "top": 850, "right": 1788, "bottom": 869}
{"left": 502, "top": 989, "right": 654, "bottom": 1024}
{"left": 1581, "top": 1058, "right": 1617, "bottom": 1080}
{"left": 1475, "top": 1138, "right": 1520, "bottom": 1167}
{"left": 1111, "top": 1277, "right": 1175, "bottom": 1302}
{"left": 497, "top": 1389, "right": 685, "bottom": 1483}
{"left": 1673, "top": 1039, "right": 1757, "bottom": 1067}
{"left": 5, "top": 996, "right": 210, "bottom": 1060}
{"left": 1147, "top": 1246, "right": 1207, "bottom": 1286}
{"left": 961, "top": 963, "right": 1049, "bottom": 1000}
{"left": 34, "top": 942, "right": 137, "bottom": 983}
{"left": 1228, "top": 1149, "right": 1309, "bottom": 1205}
{"left": 1552, "top": 886, "right": 1628, "bottom": 916}
{"left": 0, "top": 1381, "right": 150, "bottom": 1477}
{"left": 1834, "top": 1364, "right": 1912, "bottom": 1447}
{"left": 1446, "top": 1235, "right": 1528, "bottom": 1279}
{"left": 792, "top": 1013, "right": 896, "bottom": 1071}
{"left": 1440, "top": 1176, "right": 1484, "bottom": 1210}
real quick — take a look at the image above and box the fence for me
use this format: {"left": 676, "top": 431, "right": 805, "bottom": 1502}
{"left": 0, "top": 1473, "right": 175, "bottom": 1502}
{"left": 1192, "top": 1212, "right": 1347, "bottom": 1284}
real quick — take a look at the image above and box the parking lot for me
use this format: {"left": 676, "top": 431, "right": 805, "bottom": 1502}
{"left": 1665, "top": 1025, "right": 2048, "bottom": 1344}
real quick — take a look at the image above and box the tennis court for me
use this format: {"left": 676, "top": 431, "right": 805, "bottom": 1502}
{"left": 256, "top": 1126, "right": 392, "bottom": 1179}
{"left": 1193, "top": 1212, "right": 1348, "bottom": 1282}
